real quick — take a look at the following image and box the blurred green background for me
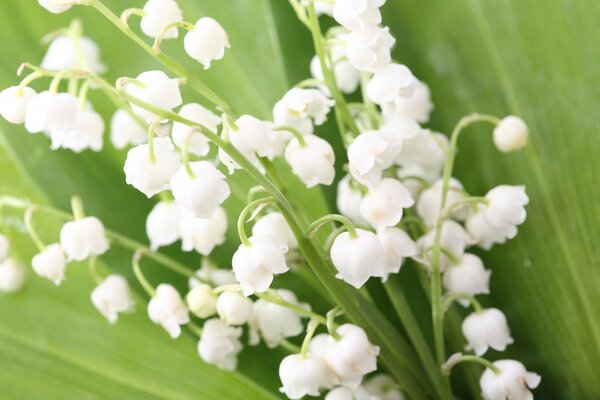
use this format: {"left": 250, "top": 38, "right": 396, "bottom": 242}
{"left": 0, "top": 0, "right": 598, "bottom": 398}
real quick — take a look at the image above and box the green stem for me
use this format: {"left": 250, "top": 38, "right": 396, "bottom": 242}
{"left": 132, "top": 249, "right": 156, "bottom": 297}
{"left": 147, "top": 119, "right": 160, "bottom": 163}
{"left": 280, "top": 339, "right": 302, "bottom": 354}
{"left": 70, "top": 196, "right": 85, "bottom": 220}
{"left": 181, "top": 135, "right": 196, "bottom": 178}
{"left": 442, "top": 292, "right": 483, "bottom": 314}
{"left": 237, "top": 197, "right": 276, "bottom": 247}
{"left": 78, "top": 80, "right": 91, "bottom": 110}
{"left": 274, "top": 126, "right": 306, "bottom": 147}
{"left": 440, "top": 196, "right": 488, "bottom": 221}
{"left": 326, "top": 307, "right": 342, "bottom": 340}
{"left": 300, "top": 318, "right": 320, "bottom": 358}
{"left": 88, "top": 256, "right": 103, "bottom": 284}
{"left": 305, "top": 214, "right": 357, "bottom": 239}
{"left": 153, "top": 20, "right": 196, "bottom": 52}
{"left": 443, "top": 354, "right": 501, "bottom": 376}
{"left": 256, "top": 291, "right": 326, "bottom": 323}
{"left": 24, "top": 207, "right": 45, "bottom": 252}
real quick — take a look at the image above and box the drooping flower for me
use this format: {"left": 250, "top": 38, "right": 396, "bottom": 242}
{"left": 325, "top": 386, "right": 373, "bottom": 400}
{"left": 171, "top": 103, "right": 221, "bottom": 156}
{"left": 125, "top": 70, "right": 182, "bottom": 121}
{"left": 146, "top": 201, "right": 181, "bottom": 250}
{"left": 110, "top": 109, "right": 147, "bottom": 150}
{"left": 443, "top": 253, "right": 491, "bottom": 306}
{"left": 387, "top": 81, "right": 433, "bottom": 124}
{"left": 184, "top": 18, "right": 230, "bottom": 69}
{"left": 38, "top": 0, "right": 76, "bottom": 14}
{"left": 252, "top": 212, "right": 297, "bottom": 250}
{"left": 228, "top": 115, "right": 278, "bottom": 167}
{"left": 307, "top": 334, "right": 340, "bottom": 390}
{"left": 140, "top": 0, "right": 183, "bottom": 39}
{"left": 273, "top": 99, "right": 314, "bottom": 138}
{"left": 180, "top": 207, "right": 228, "bottom": 256}
{"left": 367, "top": 63, "right": 418, "bottom": 115}
{"left": 147, "top": 283, "right": 190, "bottom": 338}
{"left": 50, "top": 109, "right": 105, "bottom": 153}
{"left": 377, "top": 227, "right": 416, "bottom": 280}
{"left": 416, "top": 178, "right": 468, "bottom": 228}
{"left": 186, "top": 283, "right": 217, "bottom": 319}
{"left": 91, "top": 274, "right": 135, "bottom": 325}
{"left": 416, "top": 220, "right": 473, "bottom": 270}
{"left": 333, "top": 0, "right": 386, "bottom": 31}
{"left": 347, "top": 130, "right": 392, "bottom": 186}
{"left": 279, "top": 354, "right": 328, "bottom": 399}
{"left": 346, "top": 26, "right": 395, "bottom": 72}
{"left": 493, "top": 116, "right": 529, "bottom": 153}
{"left": 285, "top": 135, "right": 336, "bottom": 188}
{"left": 479, "top": 360, "right": 541, "bottom": 400}
{"left": 0, "top": 258, "right": 26, "bottom": 294}
{"left": 275, "top": 88, "right": 335, "bottom": 126}
{"left": 462, "top": 308, "right": 514, "bottom": 356}
{"left": 216, "top": 290, "right": 253, "bottom": 326}
{"left": 310, "top": 38, "right": 361, "bottom": 94}
{"left": 359, "top": 178, "right": 414, "bottom": 231}
{"left": 41, "top": 35, "right": 106, "bottom": 73}
{"left": 24, "top": 91, "right": 78, "bottom": 134}
{"left": 59, "top": 216, "right": 109, "bottom": 261}
{"left": 0, "top": 86, "right": 37, "bottom": 124}
{"left": 31, "top": 243, "right": 66, "bottom": 286}
{"left": 189, "top": 262, "right": 237, "bottom": 289}
{"left": 336, "top": 175, "right": 367, "bottom": 225}
{"left": 330, "top": 229, "right": 386, "bottom": 288}
{"left": 197, "top": 318, "right": 243, "bottom": 370}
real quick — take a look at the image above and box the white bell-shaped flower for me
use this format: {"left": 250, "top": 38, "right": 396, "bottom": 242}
{"left": 248, "top": 289, "right": 305, "bottom": 348}
{"left": 273, "top": 99, "right": 314, "bottom": 138}
{"left": 416, "top": 220, "right": 473, "bottom": 270}
{"left": 367, "top": 64, "right": 418, "bottom": 115}
{"left": 232, "top": 236, "right": 289, "bottom": 296}
{"left": 466, "top": 186, "right": 529, "bottom": 250}
{"left": 462, "top": 308, "right": 514, "bottom": 356}
{"left": 60, "top": 216, "right": 109, "bottom": 261}
{"left": 170, "top": 161, "right": 230, "bottom": 218}
{"left": 336, "top": 175, "right": 367, "bottom": 225}
{"left": 180, "top": 207, "right": 228, "bottom": 256}
{"left": 364, "top": 374, "right": 405, "bottom": 400}
{"left": 189, "top": 261, "right": 237, "bottom": 289}
{"left": 216, "top": 290, "right": 253, "bottom": 326}
{"left": 198, "top": 318, "right": 243, "bottom": 370}
{"left": 359, "top": 178, "right": 414, "bottom": 231}
{"left": 276, "top": 88, "right": 335, "bottom": 126}
{"left": 310, "top": 52, "right": 361, "bottom": 94}
{"left": 50, "top": 109, "right": 104, "bottom": 153}
{"left": 377, "top": 228, "right": 416, "bottom": 280}
{"left": 325, "top": 386, "right": 373, "bottom": 400}
{"left": 443, "top": 253, "right": 491, "bottom": 306}
{"left": 379, "top": 115, "right": 423, "bottom": 156}
{"left": 91, "top": 274, "right": 135, "bottom": 325}
{"left": 146, "top": 201, "right": 181, "bottom": 250}
{"left": 325, "top": 324, "right": 380, "bottom": 388}
{"left": 346, "top": 26, "right": 395, "bottom": 72}
{"left": 307, "top": 334, "right": 339, "bottom": 390}
{"left": 0, "top": 86, "right": 36, "bottom": 124}
{"left": 110, "top": 110, "right": 147, "bottom": 150}
{"left": 252, "top": 212, "right": 297, "bottom": 250}
{"left": 38, "top": 0, "right": 76, "bottom": 14}
{"left": 333, "top": 0, "right": 385, "bottom": 31}
{"left": 31, "top": 243, "right": 66, "bottom": 286}
{"left": 417, "top": 178, "right": 468, "bottom": 228}
{"left": 0, "top": 258, "right": 26, "bottom": 294}
{"left": 330, "top": 228, "right": 386, "bottom": 288}
{"left": 172, "top": 103, "right": 220, "bottom": 156}
{"left": 347, "top": 130, "right": 391, "bottom": 186}
{"left": 0, "top": 234, "right": 9, "bottom": 262}
{"left": 124, "top": 137, "right": 181, "bottom": 198}
{"left": 184, "top": 18, "right": 230, "bottom": 69}
{"left": 395, "top": 130, "right": 447, "bottom": 175}
{"left": 186, "top": 283, "right": 217, "bottom": 318}
{"left": 479, "top": 360, "right": 541, "bottom": 400}
{"left": 41, "top": 35, "right": 106, "bottom": 73}
{"left": 279, "top": 354, "right": 327, "bottom": 399}
{"left": 285, "top": 135, "right": 336, "bottom": 188}
{"left": 493, "top": 116, "right": 528, "bottom": 153}
{"left": 125, "top": 70, "right": 182, "bottom": 121}
{"left": 148, "top": 283, "right": 190, "bottom": 338}
{"left": 229, "top": 115, "right": 278, "bottom": 167}
{"left": 387, "top": 81, "right": 433, "bottom": 123}
{"left": 25, "top": 91, "right": 78, "bottom": 134}
{"left": 140, "top": 0, "right": 183, "bottom": 39}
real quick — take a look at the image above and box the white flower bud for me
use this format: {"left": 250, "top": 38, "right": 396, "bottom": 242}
{"left": 25, "top": 91, "right": 78, "bottom": 134}
{"left": 493, "top": 116, "right": 528, "bottom": 153}
{"left": 336, "top": 175, "right": 367, "bottom": 225}
{"left": 249, "top": 289, "right": 305, "bottom": 348}
{"left": 347, "top": 130, "right": 391, "bottom": 186}
{"left": 252, "top": 212, "right": 297, "bottom": 250}
{"left": 184, "top": 18, "right": 230, "bottom": 69}
{"left": 360, "top": 178, "right": 414, "bottom": 231}
{"left": 0, "top": 258, "right": 26, "bottom": 294}
{"left": 443, "top": 253, "right": 491, "bottom": 305}
{"left": 229, "top": 115, "right": 278, "bottom": 167}
{"left": 38, "top": 0, "right": 76, "bottom": 14}
{"left": 148, "top": 283, "right": 190, "bottom": 338}
{"left": 41, "top": 35, "right": 106, "bottom": 73}
{"left": 180, "top": 207, "right": 228, "bottom": 256}
{"left": 216, "top": 290, "right": 253, "bottom": 326}
{"left": 387, "top": 81, "right": 433, "bottom": 123}
{"left": 124, "top": 137, "right": 181, "bottom": 198}
{"left": 0, "top": 234, "right": 9, "bottom": 262}
{"left": 330, "top": 229, "right": 385, "bottom": 288}
{"left": 285, "top": 135, "right": 335, "bottom": 188}
{"left": 377, "top": 228, "right": 416, "bottom": 280}
{"left": 417, "top": 178, "right": 468, "bottom": 228}
{"left": 31, "top": 243, "right": 66, "bottom": 286}
{"left": 110, "top": 110, "right": 147, "bottom": 150}
{"left": 198, "top": 318, "right": 243, "bottom": 370}
{"left": 479, "top": 360, "right": 541, "bottom": 400}
{"left": 91, "top": 274, "right": 135, "bottom": 325}
{"left": 146, "top": 201, "right": 181, "bottom": 250}
{"left": 125, "top": 70, "right": 182, "bottom": 121}
{"left": 172, "top": 103, "right": 221, "bottom": 156}
{"left": 416, "top": 220, "right": 473, "bottom": 271}
{"left": 279, "top": 354, "right": 327, "bottom": 399}
{"left": 276, "top": 88, "right": 335, "bottom": 126}
{"left": 367, "top": 64, "right": 418, "bottom": 115}
{"left": 50, "top": 109, "right": 104, "bottom": 153}
{"left": 346, "top": 26, "right": 395, "bottom": 72}
{"left": 140, "top": 0, "right": 183, "bottom": 39}
{"left": 310, "top": 55, "right": 360, "bottom": 94}
{"left": 186, "top": 284, "right": 217, "bottom": 318}
{"left": 232, "top": 236, "right": 289, "bottom": 296}
{"left": 0, "top": 86, "right": 36, "bottom": 124}
{"left": 60, "top": 216, "right": 109, "bottom": 261}
{"left": 462, "top": 308, "right": 514, "bottom": 356}
{"left": 333, "top": 0, "right": 385, "bottom": 31}
{"left": 364, "top": 374, "right": 405, "bottom": 400}
{"left": 325, "top": 324, "right": 380, "bottom": 388}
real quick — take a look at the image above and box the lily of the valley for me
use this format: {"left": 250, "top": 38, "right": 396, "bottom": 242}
{"left": 462, "top": 308, "right": 514, "bottom": 356}
{"left": 279, "top": 354, "right": 328, "bottom": 399}
{"left": 59, "top": 216, "right": 109, "bottom": 261}
{"left": 146, "top": 201, "right": 181, "bottom": 250}
{"left": 333, "top": 0, "right": 386, "bottom": 31}
{"left": 197, "top": 318, "right": 243, "bottom": 370}
{"left": 249, "top": 289, "right": 305, "bottom": 348}
{"left": 0, "top": 258, "right": 26, "bottom": 294}
{"left": 140, "top": 0, "right": 183, "bottom": 39}
{"left": 31, "top": 243, "right": 66, "bottom": 286}
{"left": 184, "top": 18, "right": 230, "bottom": 69}
{"left": 171, "top": 103, "right": 221, "bottom": 156}
{"left": 91, "top": 274, "right": 135, "bottom": 325}
{"left": 285, "top": 135, "right": 336, "bottom": 188}
{"left": 330, "top": 228, "right": 385, "bottom": 288}
{"left": 359, "top": 178, "right": 414, "bottom": 231}
{"left": 479, "top": 360, "right": 541, "bottom": 400}
{"left": 493, "top": 116, "right": 529, "bottom": 153}
{"left": 0, "top": 86, "right": 37, "bottom": 124}
{"left": 148, "top": 283, "right": 190, "bottom": 338}
{"left": 216, "top": 290, "right": 253, "bottom": 326}
{"left": 180, "top": 206, "right": 228, "bottom": 255}
{"left": 125, "top": 70, "right": 182, "bottom": 121}
{"left": 443, "top": 253, "right": 491, "bottom": 305}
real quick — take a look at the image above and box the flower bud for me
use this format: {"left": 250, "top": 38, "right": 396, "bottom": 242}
{"left": 249, "top": 289, "right": 305, "bottom": 348}
{"left": 184, "top": 18, "right": 230, "bottom": 69}
{"left": 359, "top": 178, "right": 414, "bottom": 231}
{"left": 0, "top": 86, "right": 36, "bottom": 124}
{"left": 140, "top": 0, "right": 183, "bottom": 39}
{"left": 172, "top": 103, "right": 221, "bottom": 156}
{"left": 479, "top": 360, "right": 541, "bottom": 400}
{"left": 148, "top": 284, "right": 190, "bottom": 339}
{"left": 462, "top": 308, "right": 514, "bottom": 356}
{"left": 443, "top": 253, "right": 491, "bottom": 305}
{"left": 180, "top": 207, "right": 228, "bottom": 256}
{"left": 279, "top": 354, "right": 327, "bottom": 399}
{"left": 216, "top": 290, "right": 253, "bottom": 326}
{"left": 186, "top": 284, "right": 217, "bottom": 319}
{"left": 285, "top": 135, "right": 335, "bottom": 188}
{"left": 252, "top": 212, "right": 297, "bottom": 250}
{"left": 198, "top": 318, "right": 243, "bottom": 370}
{"left": 32, "top": 243, "right": 66, "bottom": 286}
{"left": 59, "top": 216, "right": 110, "bottom": 261}
{"left": 110, "top": 110, "right": 147, "bottom": 150}
{"left": 330, "top": 229, "right": 385, "bottom": 288}
{"left": 0, "top": 258, "right": 26, "bottom": 294}
{"left": 91, "top": 274, "right": 135, "bottom": 325}
{"left": 493, "top": 116, "right": 528, "bottom": 153}
{"left": 125, "top": 70, "right": 182, "bottom": 121}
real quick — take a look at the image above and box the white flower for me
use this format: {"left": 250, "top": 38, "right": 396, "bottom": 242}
{"left": 186, "top": 284, "right": 217, "bottom": 318}
{"left": 359, "top": 178, "right": 414, "bottom": 231}
{"left": 279, "top": 354, "right": 327, "bottom": 399}
{"left": 325, "top": 324, "right": 380, "bottom": 388}
{"left": 330, "top": 229, "right": 386, "bottom": 288}
{"left": 479, "top": 360, "right": 541, "bottom": 400}
{"left": 346, "top": 26, "right": 395, "bottom": 72}
{"left": 367, "top": 64, "right": 418, "bottom": 115}
{"left": 110, "top": 110, "right": 147, "bottom": 150}
{"left": 172, "top": 103, "right": 221, "bottom": 156}
{"left": 140, "top": 0, "right": 183, "bottom": 39}
{"left": 189, "top": 263, "right": 236, "bottom": 289}
{"left": 38, "top": 0, "right": 76, "bottom": 14}
{"left": 325, "top": 386, "right": 373, "bottom": 400}
{"left": 0, "top": 258, "right": 26, "bottom": 294}
{"left": 146, "top": 201, "right": 181, "bottom": 250}
{"left": 311, "top": 1, "right": 335, "bottom": 16}
{"left": 443, "top": 253, "right": 491, "bottom": 306}
{"left": 50, "top": 109, "right": 104, "bottom": 153}
{"left": 0, "top": 234, "right": 9, "bottom": 262}
{"left": 387, "top": 81, "right": 433, "bottom": 123}
{"left": 252, "top": 212, "right": 297, "bottom": 250}
{"left": 125, "top": 70, "right": 182, "bottom": 121}
{"left": 148, "top": 283, "right": 190, "bottom": 338}
{"left": 275, "top": 88, "right": 335, "bottom": 126}
{"left": 91, "top": 274, "right": 135, "bottom": 325}
{"left": 493, "top": 116, "right": 528, "bottom": 153}
{"left": 395, "top": 130, "right": 447, "bottom": 174}
{"left": 416, "top": 220, "right": 473, "bottom": 270}
{"left": 198, "top": 318, "right": 243, "bottom": 370}
{"left": 466, "top": 186, "right": 529, "bottom": 250}
{"left": 347, "top": 130, "right": 392, "bottom": 186}
{"left": 285, "top": 135, "right": 336, "bottom": 188}
{"left": 379, "top": 115, "right": 423, "bottom": 155}
{"left": 333, "top": 0, "right": 385, "bottom": 31}
{"left": 364, "top": 374, "right": 405, "bottom": 400}
{"left": 462, "top": 308, "right": 514, "bottom": 356}
{"left": 228, "top": 115, "right": 278, "bottom": 167}
{"left": 60, "top": 216, "right": 109, "bottom": 261}
{"left": 170, "top": 161, "right": 230, "bottom": 218}
{"left": 124, "top": 137, "right": 181, "bottom": 198}
{"left": 417, "top": 178, "right": 468, "bottom": 228}
{"left": 41, "top": 35, "right": 106, "bottom": 73}
{"left": 336, "top": 175, "right": 367, "bottom": 225}
{"left": 31, "top": 244, "right": 66, "bottom": 286}
{"left": 216, "top": 290, "right": 253, "bottom": 326}
{"left": 232, "top": 236, "right": 289, "bottom": 296}
{"left": 24, "top": 91, "right": 78, "bottom": 134}
{"left": 184, "top": 18, "right": 230, "bottom": 69}
{"left": 310, "top": 55, "right": 360, "bottom": 94}
{"left": 180, "top": 206, "right": 228, "bottom": 255}
{"left": 377, "top": 228, "right": 416, "bottom": 280}
{"left": 249, "top": 289, "right": 305, "bottom": 348}
{"left": 273, "top": 99, "right": 314, "bottom": 138}
{"left": 0, "top": 86, "right": 36, "bottom": 124}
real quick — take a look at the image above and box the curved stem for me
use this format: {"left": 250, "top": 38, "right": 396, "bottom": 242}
{"left": 274, "top": 126, "right": 306, "bottom": 147}
{"left": 132, "top": 249, "right": 156, "bottom": 297}
{"left": 442, "top": 292, "right": 483, "bottom": 314}
{"left": 181, "top": 135, "right": 196, "bottom": 178}
{"left": 305, "top": 214, "right": 357, "bottom": 239}
{"left": 255, "top": 291, "right": 326, "bottom": 324}
{"left": 326, "top": 307, "right": 342, "bottom": 340}
{"left": 24, "top": 207, "right": 45, "bottom": 252}
{"left": 153, "top": 20, "right": 195, "bottom": 52}
{"left": 440, "top": 196, "right": 488, "bottom": 221}
{"left": 280, "top": 339, "right": 302, "bottom": 354}
{"left": 300, "top": 318, "right": 320, "bottom": 358}
{"left": 442, "top": 353, "right": 501, "bottom": 376}
{"left": 78, "top": 80, "right": 91, "bottom": 110}
{"left": 237, "top": 197, "right": 276, "bottom": 247}
{"left": 17, "top": 71, "right": 44, "bottom": 95}
{"left": 147, "top": 119, "right": 160, "bottom": 163}
{"left": 120, "top": 8, "right": 145, "bottom": 25}
{"left": 70, "top": 196, "right": 85, "bottom": 220}
{"left": 88, "top": 256, "right": 103, "bottom": 284}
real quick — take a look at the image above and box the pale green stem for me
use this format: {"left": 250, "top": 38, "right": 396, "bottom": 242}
{"left": 440, "top": 196, "right": 488, "bottom": 221}
{"left": 153, "top": 21, "right": 196, "bottom": 52}
{"left": 78, "top": 80, "right": 91, "bottom": 110}
{"left": 88, "top": 256, "right": 103, "bottom": 284}
{"left": 181, "top": 135, "right": 196, "bottom": 178}
{"left": 442, "top": 292, "right": 483, "bottom": 314}
{"left": 24, "top": 207, "right": 45, "bottom": 251}
{"left": 280, "top": 339, "right": 302, "bottom": 354}
{"left": 70, "top": 196, "right": 85, "bottom": 220}
{"left": 443, "top": 354, "right": 501, "bottom": 376}
{"left": 305, "top": 214, "right": 358, "bottom": 239}
{"left": 132, "top": 249, "right": 156, "bottom": 297}
{"left": 147, "top": 119, "right": 160, "bottom": 163}
{"left": 120, "top": 8, "right": 145, "bottom": 25}
{"left": 326, "top": 307, "right": 342, "bottom": 340}
{"left": 274, "top": 126, "right": 307, "bottom": 147}
{"left": 300, "top": 318, "right": 321, "bottom": 358}
{"left": 188, "top": 321, "right": 203, "bottom": 336}
{"left": 237, "top": 197, "right": 276, "bottom": 247}
{"left": 17, "top": 71, "right": 44, "bottom": 95}
{"left": 255, "top": 291, "right": 326, "bottom": 324}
